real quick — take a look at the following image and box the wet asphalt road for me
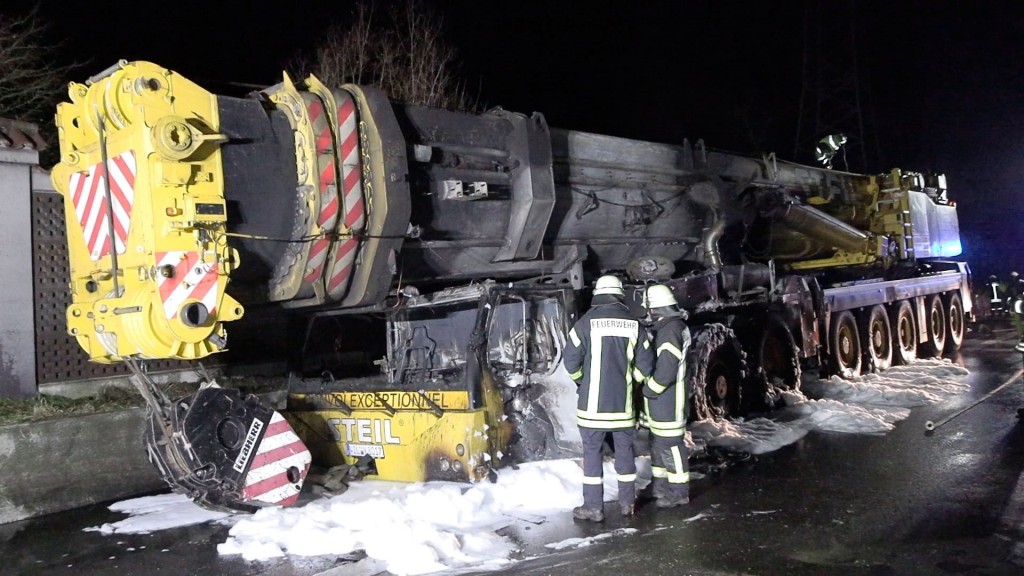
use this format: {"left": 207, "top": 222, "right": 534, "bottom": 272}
{"left": 2, "top": 330, "right": 1024, "bottom": 576}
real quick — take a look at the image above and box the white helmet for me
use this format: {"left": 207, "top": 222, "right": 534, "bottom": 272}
{"left": 593, "top": 275, "right": 624, "bottom": 296}
{"left": 643, "top": 284, "right": 677, "bottom": 309}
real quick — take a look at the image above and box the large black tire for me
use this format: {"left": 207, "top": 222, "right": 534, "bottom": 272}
{"left": 688, "top": 324, "right": 746, "bottom": 421}
{"left": 919, "top": 294, "right": 946, "bottom": 358}
{"left": 829, "top": 310, "right": 861, "bottom": 379}
{"left": 890, "top": 299, "right": 917, "bottom": 365}
{"left": 742, "top": 314, "right": 801, "bottom": 412}
{"left": 944, "top": 291, "right": 965, "bottom": 353}
{"left": 860, "top": 304, "right": 893, "bottom": 372}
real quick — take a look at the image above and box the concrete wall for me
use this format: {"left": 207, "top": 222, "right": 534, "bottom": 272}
{"left": 0, "top": 409, "right": 165, "bottom": 524}
{"left": 0, "top": 145, "right": 39, "bottom": 399}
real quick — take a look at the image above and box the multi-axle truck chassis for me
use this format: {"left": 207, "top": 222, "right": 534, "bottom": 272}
{"left": 51, "top": 61, "right": 970, "bottom": 510}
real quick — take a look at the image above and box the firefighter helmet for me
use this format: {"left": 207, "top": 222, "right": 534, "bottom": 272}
{"left": 643, "top": 284, "right": 677, "bottom": 309}
{"left": 593, "top": 275, "right": 624, "bottom": 296}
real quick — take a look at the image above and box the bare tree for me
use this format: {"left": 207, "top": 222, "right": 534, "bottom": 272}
{"left": 0, "top": 7, "right": 67, "bottom": 125}
{"left": 295, "top": 0, "right": 473, "bottom": 111}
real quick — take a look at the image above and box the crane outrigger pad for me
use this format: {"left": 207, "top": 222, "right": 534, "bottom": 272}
{"left": 144, "top": 384, "right": 312, "bottom": 513}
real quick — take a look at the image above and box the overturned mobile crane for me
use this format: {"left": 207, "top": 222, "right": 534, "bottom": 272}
{"left": 51, "top": 61, "right": 971, "bottom": 511}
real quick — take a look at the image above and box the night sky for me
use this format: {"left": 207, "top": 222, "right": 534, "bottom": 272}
{"left": 18, "top": 0, "right": 1024, "bottom": 279}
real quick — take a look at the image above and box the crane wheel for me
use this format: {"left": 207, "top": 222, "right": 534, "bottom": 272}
{"left": 920, "top": 294, "right": 947, "bottom": 358}
{"left": 890, "top": 300, "right": 917, "bottom": 365}
{"left": 829, "top": 311, "right": 861, "bottom": 379}
{"left": 688, "top": 324, "right": 745, "bottom": 421}
{"left": 943, "top": 292, "right": 965, "bottom": 353}
{"left": 741, "top": 314, "right": 801, "bottom": 412}
{"left": 860, "top": 305, "right": 893, "bottom": 372}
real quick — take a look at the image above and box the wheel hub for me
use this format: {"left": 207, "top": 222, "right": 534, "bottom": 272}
{"left": 714, "top": 374, "right": 728, "bottom": 399}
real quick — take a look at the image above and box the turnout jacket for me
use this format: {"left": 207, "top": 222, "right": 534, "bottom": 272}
{"left": 564, "top": 302, "right": 654, "bottom": 429}
{"left": 642, "top": 316, "right": 691, "bottom": 436}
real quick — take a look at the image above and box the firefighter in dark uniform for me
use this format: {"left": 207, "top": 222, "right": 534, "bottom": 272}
{"left": 641, "top": 284, "right": 692, "bottom": 507}
{"left": 1010, "top": 272, "right": 1024, "bottom": 338}
{"left": 564, "top": 275, "right": 654, "bottom": 521}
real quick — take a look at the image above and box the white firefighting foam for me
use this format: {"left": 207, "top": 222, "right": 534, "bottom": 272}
{"left": 87, "top": 357, "right": 970, "bottom": 575}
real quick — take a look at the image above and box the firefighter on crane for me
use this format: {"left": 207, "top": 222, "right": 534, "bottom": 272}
{"left": 641, "top": 284, "right": 692, "bottom": 508}
{"left": 815, "top": 133, "right": 847, "bottom": 169}
{"left": 563, "top": 275, "right": 654, "bottom": 521}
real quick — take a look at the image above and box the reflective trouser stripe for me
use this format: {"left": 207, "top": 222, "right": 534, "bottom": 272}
{"left": 581, "top": 428, "right": 607, "bottom": 509}
{"left": 667, "top": 446, "right": 689, "bottom": 484}
{"left": 580, "top": 427, "right": 636, "bottom": 508}
{"left": 651, "top": 466, "right": 667, "bottom": 479}
{"left": 668, "top": 470, "right": 691, "bottom": 484}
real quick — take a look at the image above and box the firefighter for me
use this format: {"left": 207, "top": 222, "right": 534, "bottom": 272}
{"left": 1015, "top": 296, "right": 1024, "bottom": 353}
{"left": 563, "top": 274, "right": 654, "bottom": 521}
{"left": 640, "top": 284, "right": 692, "bottom": 508}
{"left": 1016, "top": 295, "right": 1024, "bottom": 419}
{"left": 986, "top": 274, "right": 1006, "bottom": 316}
{"left": 1010, "top": 272, "right": 1024, "bottom": 338}
{"left": 815, "top": 133, "right": 847, "bottom": 169}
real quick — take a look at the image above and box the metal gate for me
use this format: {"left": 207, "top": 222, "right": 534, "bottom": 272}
{"left": 31, "top": 191, "right": 194, "bottom": 383}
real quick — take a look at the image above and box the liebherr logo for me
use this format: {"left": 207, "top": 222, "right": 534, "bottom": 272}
{"left": 232, "top": 418, "right": 264, "bottom": 473}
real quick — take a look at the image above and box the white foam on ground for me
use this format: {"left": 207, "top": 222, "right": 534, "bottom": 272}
{"left": 87, "top": 357, "right": 970, "bottom": 574}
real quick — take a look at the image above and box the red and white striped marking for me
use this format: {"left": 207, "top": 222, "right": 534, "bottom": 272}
{"left": 155, "top": 251, "right": 219, "bottom": 321}
{"left": 68, "top": 151, "right": 137, "bottom": 261}
{"left": 302, "top": 97, "right": 340, "bottom": 287}
{"left": 241, "top": 412, "right": 312, "bottom": 507}
{"left": 326, "top": 92, "right": 366, "bottom": 300}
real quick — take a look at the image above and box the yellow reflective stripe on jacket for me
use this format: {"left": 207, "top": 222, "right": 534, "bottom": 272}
{"left": 586, "top": 334, "right": 603, "bottom": 413}
{"left": 569, "top": 327, "right": 582, "bottom": 347}
{"left": 649, "top": 424, "right": 685, "bottom": 437}
{"left": 646, "top": 378, "right": 668, "bottom": 394}
{"left": 651, "top": 466, "right": 667, "bottom": 479}
{"left": 658, "top": 341, "right": 684, "bottom": 360}
{"left": 569, "top": 368, "right": 584, "bottom": 381}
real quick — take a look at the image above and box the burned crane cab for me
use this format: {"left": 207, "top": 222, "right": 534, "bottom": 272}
{"left": 287, "top": 281, "right": 581, "bottom": 482}
{"left": 51, "top": 61, "right": 973, "bottom": 507}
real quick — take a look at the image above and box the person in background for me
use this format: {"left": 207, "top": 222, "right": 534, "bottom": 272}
{"left": 1010, "top": 272, "right": 1024, "bottom": 340}
{"left": 1015, "top": 296, "right": 1024, "bottom": 355}
{"left": 563, "top": 274, "right": 654, "bottom": 522}
{"left": 1016, "top": 295, "right": 1024, "bottom": 420}
{"left": 986, "top": 274, "right": 1006, "bottom": 316}
{"left": 640, "top": 284, "right": 692, "bottom": 508}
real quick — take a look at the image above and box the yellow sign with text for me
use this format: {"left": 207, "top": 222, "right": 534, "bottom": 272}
{"left": 294, "top": 390, "right": 470, "bottom": 412}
